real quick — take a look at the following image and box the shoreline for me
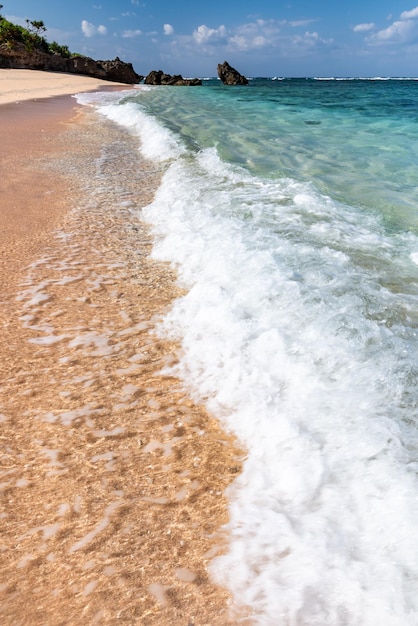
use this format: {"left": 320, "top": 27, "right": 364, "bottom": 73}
{"left": 0, "top": 75, "right": 245, "bottom": 624}
{"left": 0, "top": 68, "right": 134, "bottom": 106}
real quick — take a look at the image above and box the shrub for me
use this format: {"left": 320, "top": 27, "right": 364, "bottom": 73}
{"left": 48, "top": 41, "right": 71, "bottom": 57}
{"left": 0, "top": 19, "right": 26, "bottom": 47}
{"left": 0, "top": 6, "right": 73, "bottom": 57}
{"left": 0, "top": 19, "right": 44, "bottom": 53}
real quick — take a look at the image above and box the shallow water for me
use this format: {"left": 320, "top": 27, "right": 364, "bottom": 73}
{"left": 78, "top": 80, "right": 418, "bottom": 625}
{"left": 119, "top": 79, "right": 418, "bottom": 233}
{"left": 0, "top": 108, "right": 239, "bottom": 625}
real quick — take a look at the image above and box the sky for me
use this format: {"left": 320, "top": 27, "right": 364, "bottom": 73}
{"left": 4, "top": 1, "right": 418, "bottom": 77}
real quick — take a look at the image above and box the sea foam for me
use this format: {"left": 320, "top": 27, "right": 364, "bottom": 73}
{"left": 81, "top": 93, "right": 418, "bottom": 625}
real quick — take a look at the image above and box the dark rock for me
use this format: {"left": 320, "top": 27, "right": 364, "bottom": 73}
{"left": 0, "top": 43, "right": 143, "bottom": 84}
{"left": 144, "top": 69, "right": 202, "bottom": 86}
{"left": 96, "top": 57, "right": 142, "bottom": 84}
{"left": 0, "top": 42, "right": 67, "bottom": 72}
{"left": 67, "top": 55, "right": 107, "bottom": 78}
{"left": 217, "top": 60, "right": 248, "bottom": 85}
{"left": 144, "top": 69, "right": 163, "bottom": 85}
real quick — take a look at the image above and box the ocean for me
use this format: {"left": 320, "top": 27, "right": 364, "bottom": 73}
{"left": 77, "top": 78, "right": 418, "bottom": 625}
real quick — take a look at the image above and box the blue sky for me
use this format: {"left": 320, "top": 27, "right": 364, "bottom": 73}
{"left": 4, "top": 1, "right": 418, "bottom": 77}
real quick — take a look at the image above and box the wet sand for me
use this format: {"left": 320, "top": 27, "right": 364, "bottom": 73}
{"left": 0, "top": 80, "right": 246, "bottom": 623}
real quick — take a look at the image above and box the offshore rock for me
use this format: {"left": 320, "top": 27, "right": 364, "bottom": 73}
{"left": 0, "top": 43, "right": 143, "bottom": 84}
{"left": 217, "top": 60, "right": 248, "bottom": 85}
{"left": 144, "top": 69, "right": 202, "bottom": 86}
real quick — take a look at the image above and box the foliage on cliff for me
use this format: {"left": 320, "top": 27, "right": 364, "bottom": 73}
{"left": 0, "top": 5, "right": 72, "bottom": 58}
{"left": 0, "top": 4, "right": 142, "bottom": 84}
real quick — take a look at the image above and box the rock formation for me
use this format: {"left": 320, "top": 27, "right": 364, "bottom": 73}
{"left": 95, "top": 57, "right": 142, "bottom": 84}
{"left": 217, "top": 60, "right": 248, "bottom": 85}
{"left": 0, "top": 43, "right": 143, "bottom": 84}
{"left": 144, "top": 69, "right": 202, "bottom": 86}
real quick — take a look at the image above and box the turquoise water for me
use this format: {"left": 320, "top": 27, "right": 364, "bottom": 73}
{"left": 123, "top": 78, "right": 418, "bottom": 233}
{"left": 79, "top": 80, "right": 418, "bottom": 625}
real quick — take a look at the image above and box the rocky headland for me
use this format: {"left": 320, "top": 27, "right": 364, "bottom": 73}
{"left": 0, "top": 41, "right": 143, "bottom": 84}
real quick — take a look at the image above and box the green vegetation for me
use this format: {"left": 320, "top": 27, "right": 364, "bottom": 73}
{"left": 0, "top": 3, "right": 72, "bottom": 57}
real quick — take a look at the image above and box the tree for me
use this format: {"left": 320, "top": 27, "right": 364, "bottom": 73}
{"left": 25, "top": 19, "right": 46, "bottom": 36}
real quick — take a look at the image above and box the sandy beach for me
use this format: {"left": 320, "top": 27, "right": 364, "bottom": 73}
{"left": 0, "top": 70, "right": 245, "bottom": 624}
{"left": 0, "top": 68, "right": 132, "bottom": 105}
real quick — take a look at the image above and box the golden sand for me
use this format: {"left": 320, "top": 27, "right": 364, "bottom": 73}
{"left": 0, "top": 78, "right": 248, "bottom": 624}
{"left": 0, "top": 68, "right": 131, "bottom": 105}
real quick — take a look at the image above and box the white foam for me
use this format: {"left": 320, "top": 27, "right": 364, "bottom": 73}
{"left": 141, "top": 146, "right": 418, "bottom": 624}
{"left": 75, "top": 89, "right": 185, "bottom": 162}
{"left": 410, "top": 251, "right": 418, "bottom": 265}
{"left": 80, "top": 95, "right": 418, "bottom": 624}
{"left": 96, "top": 101, "right": 185, "bottom": 162}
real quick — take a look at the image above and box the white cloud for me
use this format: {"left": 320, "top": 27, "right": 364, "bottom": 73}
{"left": 157, "top": 16, "right": 338, "bottom": 70}
{"left": 163, "top": 24, "right": 174, "bottom": 36}
{"left": 367, "top": 6, "right": 418, "bottom": 46}
{"left": 81, "top": 20, "right": 107, "bottom": 37}
{"left": 288, "top": 19, "right": 317, "bottom": 28}
{"left": 229, "top": 34, "right": 267, "bottom": 51}
{"left": 193, "top": 24, "right": 227, "bottom": 45}
{"left": 367, "top": 19, "right": 416, "bottom": 45}
{"left": 185, "top": 18, "right": 334, "bottom": 57}
{"left": 353, "top": 23, "right": 375, "bottom": 32}
{"left": 292, "top": 31, "right": 333, "bottom": 49}
{"left": 400, "top": 6, "right": 418, "bottom": 20}
{"left": 250, "top": 35, "right": 266, "bottom": 47}
{"left": 235, "top": 19, "right": 279, "bottom": 38}
{"left": 225, "top": 21, "right": 277, "bottom": 51}
{"left": 122, "top": 29, "right": 142, "bottom": 38}
{"left": 218, "top": 21, "right": 332, "bottom": 58}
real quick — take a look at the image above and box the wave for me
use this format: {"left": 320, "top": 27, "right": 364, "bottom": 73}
{"left": 80, "top": 93, "right": 418, "bottom": 625}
